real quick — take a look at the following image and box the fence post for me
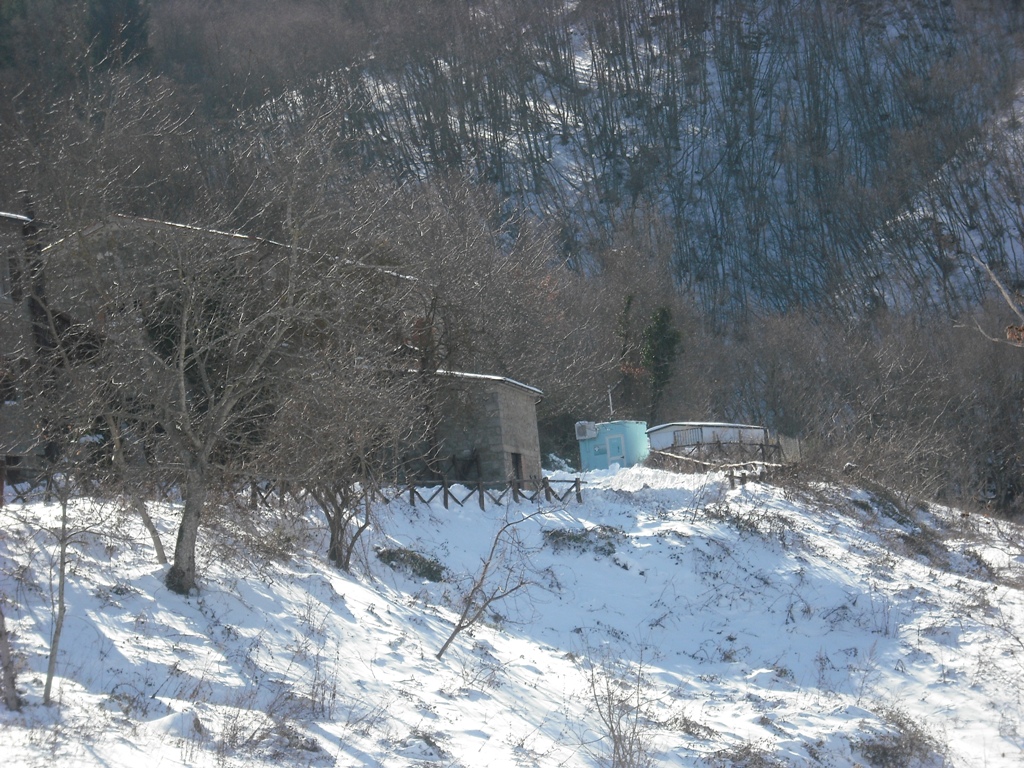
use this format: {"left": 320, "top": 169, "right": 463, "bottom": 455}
{"left": 543, "top": 477, "right": 553, "bottom": 502}
{"left": 409, "top": 485, "right": 416, "bottom": 506}
{"left": 442, "top": 481, "right": 450, "bottom": 509}
{"left": 574, "top": 477, "right": 582, "bottom": 504}
{"left": 512, "top": 480, "right": 521, "bottom": 503}
{"left": 477, "top": 482, "right": 485, "bottom": 511}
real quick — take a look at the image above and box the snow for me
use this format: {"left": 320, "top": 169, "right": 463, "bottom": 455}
{"left": 2, "top": 466, "right": 1023, "bottom": 767}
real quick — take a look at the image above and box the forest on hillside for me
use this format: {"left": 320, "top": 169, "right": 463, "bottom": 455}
{"left": 3, "top": 0, "right": 1024, "bottom": 517}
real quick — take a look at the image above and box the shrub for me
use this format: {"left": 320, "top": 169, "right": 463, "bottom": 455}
{"left": 855, "top": 705, "right": 947, "bottom": 768}
{"left": 376, "top": 548, "right": 446, "bottom": 582}
{"left": 702, "top": 501, "right": 795, "bottom": 547}
{"left": 543, "top": 525, "right": 624, "bottom": 557}
{"left": 702, "top": 741, "right": 787, "bottom": 767}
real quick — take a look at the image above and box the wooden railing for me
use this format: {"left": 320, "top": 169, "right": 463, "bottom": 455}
{"left": 1, "top": 476, "right": 584, "bottom": 511}
{"left": 397, "top": 477, "right": 583, "bottom": 510}
{"left": 648, "top": 448, "right": 784, "bottom": 480}
{"left": 240, "top": 477, "right": 583, "bottom": 511}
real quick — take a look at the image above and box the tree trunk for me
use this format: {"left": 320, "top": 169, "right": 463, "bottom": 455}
{"left": 103, "top": 415, "right": 167, "bottom": 564}
{"left": 43, "top": 496, "right": 69, "bottom": 705}
{"left": 0, "top": 605, "right": 21, "bottom": 711}
{"left": 165, "top": 465, "right": 206, "bottom": 595}
{"left": 134, "top": 495, "right": 167, "bottom": 564}
{"left": 338, "top": 495, "right": 373, "bottom": 573}
{"left": 326, "top": 510, "right": 343, "bottom": 567}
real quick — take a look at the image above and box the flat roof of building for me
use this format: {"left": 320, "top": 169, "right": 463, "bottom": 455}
{"left": 647, "top": 421, "right": 765, "bottom": 433}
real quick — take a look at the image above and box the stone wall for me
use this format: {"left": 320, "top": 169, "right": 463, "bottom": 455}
{"left": 432, "top": 376, "right": 542, "bottom": 485}
{"left": 491, "top": 383, "right": 542, "bottom": 482}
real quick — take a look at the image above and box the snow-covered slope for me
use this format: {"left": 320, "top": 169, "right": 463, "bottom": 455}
{"left": 2, "top": 467, "right": 1022, "bottom": 767}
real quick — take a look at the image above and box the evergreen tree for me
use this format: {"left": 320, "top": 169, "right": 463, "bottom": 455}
{"left": 88, "top": 0, "right": 150, "bottom": 67}
{"left": 641, "top": 306, "right": 681, "bottom": 424}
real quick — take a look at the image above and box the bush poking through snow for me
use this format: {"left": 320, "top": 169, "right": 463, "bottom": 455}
{"left": 701, "top": 501, "right": 795, "bottom": 547}
{"left": 376, "top": 548, "right": 447, "bottom": 582}
{"left": 663, "top": 711, "right": 717, "bottom": 740}
{"left": 855, "top": 705, "right": 948, "bottom": 768}
{"left": 701, "top": 741, "right": 788, "bottom": 767}
{"left": 543, "top": 525, "right": 624, "bottom": 558}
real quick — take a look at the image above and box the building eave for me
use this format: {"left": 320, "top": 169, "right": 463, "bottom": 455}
{"left": 433, "top": 369, "right": 544, "bottom": 400}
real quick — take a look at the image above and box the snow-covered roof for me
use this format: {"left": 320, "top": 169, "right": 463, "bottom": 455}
{"left": 0, "top": 210, "right": 31, "bottom": 229}
{"left": 433, "top": 369, "right": 543, "bottom": 398}
{"left": 646, "top": 421, "right": 765, "bottom": 433}
{"left": 41, "top": 214, "right": 417, "bottom": 282}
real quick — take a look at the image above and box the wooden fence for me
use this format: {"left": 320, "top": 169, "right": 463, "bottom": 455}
{"left": 2, "top": 476, "right": 583, "bottom": 510}
{"left": 396, "top": 477, "right": 583, "bottom": 510}
{"left": 648, "top": 449, "right": 783, "bottom": 482}
{"left": 241, "top": 477, "right": 583, "bottom": 510}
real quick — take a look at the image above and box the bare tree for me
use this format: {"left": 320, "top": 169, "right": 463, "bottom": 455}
{"left": 12, "top": 318, "right": 117, "bottom": 704}
{"left": 268, "top": 329, "right": 433, "bottom": 572}
{"left": 578, "top": 647, "right": 657, "bottom": 768}
{"left": 436, "top": 510, "right": 542, "bottom": 660}
{"left": 354, "top": 177, "right": 616, "bottom": 436}
{"left": 100, "top": 412, "right": 167, "bottom": 564}
{"left": 42, "top": 476, "right": 71, "bottom": 706}
{"left": 30, "top": 474, "right": 116, "bottom": 705}
{"left": 18, "top": 211, "right": 348, "bottom": 595}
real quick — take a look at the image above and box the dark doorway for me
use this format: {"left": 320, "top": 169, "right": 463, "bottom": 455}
{"left": 511, "top": 452, "right": 524, "bottom": 483}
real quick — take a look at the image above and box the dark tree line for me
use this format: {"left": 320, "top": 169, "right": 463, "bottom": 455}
{"left": 299, "top": 0, "right": 1020, "bottom": 319}
{"left": 5, "top": 0, "right": 1021, "bottom": 315}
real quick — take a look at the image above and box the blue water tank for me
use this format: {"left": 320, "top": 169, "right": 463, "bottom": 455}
{"left": 576, "top": 420, "right": 650, "bottom": 471}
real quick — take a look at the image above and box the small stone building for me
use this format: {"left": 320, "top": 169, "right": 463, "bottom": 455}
{"left": 430, "top": 371, "right": 544, "bottom": 486}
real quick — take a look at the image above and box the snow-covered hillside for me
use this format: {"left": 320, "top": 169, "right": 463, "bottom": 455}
{"left": 2, "top": 467, "right": 1023, "bottom": 767}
